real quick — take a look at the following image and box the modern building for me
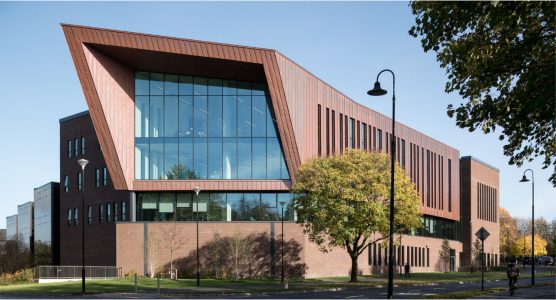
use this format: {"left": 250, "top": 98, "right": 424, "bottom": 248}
{"left": 6, "top": 215, "right": 18, "bottom": 240}
{"left": 59, "top": 24, "right": 499, "bottom": 277}
{"left": 17, "top": 202, "right": 33, "bottom": 249}
{"left": 460, "top": 156, "right": 500, "bottom": 270}
{"left": 33, "top": 182, "right": 61, "bottom": 265}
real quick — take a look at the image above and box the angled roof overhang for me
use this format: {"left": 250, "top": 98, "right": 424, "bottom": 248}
{"left": 62, "top": 24, "right": 300, "bottom": 190}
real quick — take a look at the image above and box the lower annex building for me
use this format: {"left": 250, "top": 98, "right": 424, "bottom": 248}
{"left": 59, "top": 24, "right": 500, "bottom": 278}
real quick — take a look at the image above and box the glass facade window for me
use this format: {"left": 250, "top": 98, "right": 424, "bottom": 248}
{"left": 64, "top": 175, "right": 68, "bottom": 192}
{"left": 81, "top": 137, "right": 85, "bottom": 155}
{"left": 134, "top": 72, "right": 289, "bottom": 180}
{"left": 103, "top": 167, "right": 108, "bottom": 186}
{"left": 114, "top": 202, "right": 119, "bottom": 222}
{"left": 349, "top": 118, "right": 355, "bottom": 148}
{"left": 95, "top": 169, "right": 100, "bottom": 187}
{"left": 411, "top": 215, "right": 461, "bottom": 241}
{"left": 99, "top": 204, "right": 104, "bottom": 223}
{"left": 362, "top": 123, "right": 367, "bottom": 150}
{"left": 137, "top": 192, "right": 296, "bottom": 222}
{"left": 33, "top": 183, "right": 54, "bottom": 264}
{"left": 68, "top": 140, "right": 72, "bottom": 158}
{"left": 107, "top": 203, "right": 111, "bottom": 223}
{"left": 87, "top": 206, "right": 93, "bottom": 224}
{"left": 74, "top": 138, "right": 79, "bottom": 157}
{"left": 67, "top": 208, "right": 72, "bottom": 225}
{"left": 74, "top": 208, "right": 78, "bottom": 226}
{"left": 77, "top": 172, "right": 82, "bottom": 191}
{"left": 121, "top": 201, "right": 127, "bottom": 221}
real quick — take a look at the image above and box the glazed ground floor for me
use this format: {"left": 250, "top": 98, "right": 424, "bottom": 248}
{"left": 108, "top": 222, "right": 497, "bottom": 278}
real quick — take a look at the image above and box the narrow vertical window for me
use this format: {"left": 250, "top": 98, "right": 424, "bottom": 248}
{"left": 426, "top": 150, "right": 430, "bottom": 207}
{"left": 64, "top": 175, "right": 69, "bottom": 192}
{"left": 77, "top": 172, "right": 82, "bottom": 191}
{"left": 331, "top": 110, "right": 336, "bottom": 155}
{"left": 344, "top": 115, "right": 348, "bottom": 148}
{"left": 81, "top": 137, "right": 86, "bottom": 155}
{"left": 401, "top": 139, "right": 406, "bottom": 168}
{"left": 67, "top": 208, "right": 72, "bottom": 225}
{"left": 74, "top": 138, "right": 79, "bottom": 157}
{"left": 107, "top": 203, "right": 111, "bottom": 223}
{"left": 95, "top": 169, "right": 100, "bottom": 187}
{"left": 326, "top": 108, "right": 330, "bottom": 156}
{"left": 362, "top": 123, "right": 367, "bottom": 150}
{"left": 74, "top": 208, "right": 79, "bottom": 226}
{"left": 350, "top": 118, "right": 356, "bottom": 148}
{"left": 317, "top": 105, "right": 322, "bottom": 157}
{"left": 103, "top": 167, "right": 108, "bottom": 186}
{"left": 87, "top": 206, "right": 92, "bottom": 224}
{"left": 339, "top": 113, "right": 344, "bottom": 154}
{"left": 121, "top": 201, "right": 127, "bottom": 221}
{"left": 356, "top": 120, "right": 360, "bottom": 149}
{"left": 99, "top": 204, "right": 104, "bottom": 223}
{"left": 68, "top": 140, "right": 72, "bottom": 158}
{"left": 377, "top": 129, "right": 383, "bottom": 151}
{"left": 114, "top": 202, "right": 119, "bottom": 222}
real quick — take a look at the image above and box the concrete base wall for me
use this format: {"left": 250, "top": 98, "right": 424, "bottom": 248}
{"left": 116, "top": 222, "right": 463, "bottom": 278}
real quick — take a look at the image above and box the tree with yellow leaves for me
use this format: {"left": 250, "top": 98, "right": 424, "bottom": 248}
{"left": 512, "top": 234, "right": 548, "bottom": 257}
{"left": 293, "top": 150, "right": 422, "bottom": 282}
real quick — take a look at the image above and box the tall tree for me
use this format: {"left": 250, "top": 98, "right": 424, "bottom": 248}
{"left": 511, "top": 234, "right": 548, "bottom": 257}
{"left": 162, "top": 223, "right": 185, "bottom": 279}
{"left": 292, "top": 150, "right": 421, "bottom": 282}
{"left": 471, "top": 238, "right": 482, "bottom": 272}
{"left": 409, "top": 1, "right": 556, "bottom": 185}
{"left": 499, "top": 208, "right": 517, "bottom": 259}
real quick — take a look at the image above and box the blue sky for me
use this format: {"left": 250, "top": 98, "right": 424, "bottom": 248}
{"left": 0, "top": 1, "right": 553, "bottom": 228}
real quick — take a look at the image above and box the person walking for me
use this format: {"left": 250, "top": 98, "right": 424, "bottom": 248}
{"left": 404, "top": 262, "right": 411, "bottom": 278}
{"left": 507, "top": 261, "right": 520, "bottom": 296}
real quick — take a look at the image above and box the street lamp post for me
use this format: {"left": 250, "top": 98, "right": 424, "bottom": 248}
{"left": 367, "top": 69, "right": 396, "bottom": 299}
{"left": 193, "top": 186, "right": 201, "bottom": 287}
{"left": 519, "top": 169, "right": 534, "bottom": 286}
{"left": 77, "top": 159, "right": 89, "bottom": 295}
{"left": 279, "top": 201, "right": 286, "bottom": 285}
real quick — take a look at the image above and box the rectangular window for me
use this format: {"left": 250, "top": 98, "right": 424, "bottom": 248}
{"left": 121, "top": 201, "right": 127, "bottom": 221}
{"left": 356, "top": 121, "right": 360, "bottom": 149}
{"left": 426, "top": 150, "right": 430, "bottom": 207}
{"left": 107, "top": 203, "right": 112, "bottom": 223}
{"left": 64, "top": 175, "right": 69, "bottom": 192}
{"left": 378, "top": 244, "right": 382, "bottom": 265}
{"left": 339, "top": 113, "right": 343, "bottom": 154}
{"left": 74, "top": 208, "right": 79, "bottom": 226}
{"left": 362, "top": 123, "right": 367, "bottom": 151}
{"left": 349, "top": 118, "right": 355, "bottom": 148}
{"left": 331, "top": 110, "right": 336, "bottom": 155}
{"left": 317, "top": 104, "right": 321, "bottom": 157}
{"left": 67, "top": 208, "right": 72, "bottom": 225}
{"left": 427, "top": 247, "right": 430, "bottom": 267}
{"left": 68, "top": 140, "right": 72, "bottom": 158}
{"left": 95, "top": 169, "right": 100, "bottom": 187}
{"left": 345, "top": 115, "right": 349, "bottom": 149}
{"left": 77, "top": 172, "right": 82, "bottom": 191}
{"left": 114, "top": 202, "right": 119, "bottom": 222}
{"left": 81, "top": 137, "right": 86, "bottom": 155}
{"left": 103, "top": 167, "right": 108, "bottom": 186}
{"left": 326, "top": 108, "right": 330, "bottom": 156}
{"left": 74, "top": 138, "right": 79, "bottom": 157}
{"left": 377, "top": 129, "right": 383, "bottom": 151}
{"left": 99, "top": 204, "right": 104, "bottom": 223}
{"left": 402, "top": 246, "right": 405, "bottom": 265}
{"left": 401, "top": 139, "right": 406, "bottom": 168}
{"left": 373, "top": 243, "right": 377, "bottom": 265}
{"left": 87, "top": 206, "right": 92, "bottom": 224}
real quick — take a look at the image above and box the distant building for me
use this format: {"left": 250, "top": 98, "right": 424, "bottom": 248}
{"left": 34, "top": 182, "right": 60, "bottom": 265}
{"left": 17, "top": 202, "right": 33, "bottom": 249}
{"left": 6, "top": 215, "right": 18, "bottom": 240}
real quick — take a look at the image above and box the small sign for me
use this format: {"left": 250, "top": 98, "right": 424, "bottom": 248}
{"left": 475, "top": 227, "right": 490, "bottom": 241}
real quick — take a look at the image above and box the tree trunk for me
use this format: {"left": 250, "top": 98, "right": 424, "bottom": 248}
{"left": 350, "top": 255, "right": 358, "bottom": 282}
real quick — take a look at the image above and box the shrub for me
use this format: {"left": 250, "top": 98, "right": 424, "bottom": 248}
{"left": 0, "top": 268, "right": 34, "bottom": 285}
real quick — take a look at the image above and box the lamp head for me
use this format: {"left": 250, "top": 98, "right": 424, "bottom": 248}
{"left": 77, "top": 159, "right": 89, "bottom": 170}
{"left": 367, "top": 81, "right": 387, "bottom": 96}
{"left": 193, "top": 186, "right": 201, "bottom": 196}
{"left": 279, "top": 201, "right": 286, "bottom": 207}
{"left": 519, "top": 175, "right": 530, "bottom": 183}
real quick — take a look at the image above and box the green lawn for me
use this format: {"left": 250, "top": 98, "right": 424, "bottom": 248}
{"left": 0, "top": 271, "right": 553, "bottom": 295}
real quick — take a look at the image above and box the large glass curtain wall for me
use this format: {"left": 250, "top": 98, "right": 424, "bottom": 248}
{"left": 135, "top": 72, "right": 289, "bottom": 180}
{"left": 137, "top": 192, "right": 296, "bottom": 222}
{"left": 412, "top": 215, "right": 461, "bottom": 241}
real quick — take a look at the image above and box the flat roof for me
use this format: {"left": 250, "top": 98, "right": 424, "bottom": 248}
{"left": 59, "top": 110, "right": 89, "bottom": 123}
{"left": 461, "top": 156, "right": 500, "bottom": 172}
{"left": 34, "top": 181, "right": 60, "bottom": 191}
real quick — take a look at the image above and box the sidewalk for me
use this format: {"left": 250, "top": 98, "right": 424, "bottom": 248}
{"left": 473, "top": 283, "right": 556, "bottom": 299}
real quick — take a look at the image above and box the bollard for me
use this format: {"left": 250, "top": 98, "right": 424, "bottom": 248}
{"left": 134, "top": 273, "right": 138, "bottom": 293}
{"left": 157, "top": 275, "right": 160, "bottom": 295}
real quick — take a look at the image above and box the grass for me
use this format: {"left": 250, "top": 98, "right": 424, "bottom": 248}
{"left": 0, "top": 271, "right": 554, "bottom": 295}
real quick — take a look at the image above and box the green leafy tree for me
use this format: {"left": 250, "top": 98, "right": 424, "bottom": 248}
{"left": 439, "top": 238, "right": 451, "bottom": 273}
{"left": 499, "top": 207, "right": 517, "bottom": 260}
{"left": 165, "top": 163, "right": 198, "bottom": 180}
{"left": 471, "top": 238, "right": 482, "bottom": 273}
{"left": 409, "top": 1, "right": 556, "bottom": 185}
{"left": 292, "top": 150, "right": 421, "bottom": 282}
